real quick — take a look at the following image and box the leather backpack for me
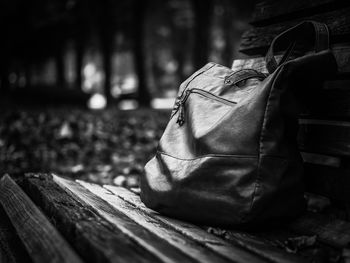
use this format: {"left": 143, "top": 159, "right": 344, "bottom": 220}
{"left": 141, "top": 21, "right": 338, "bottom": 226}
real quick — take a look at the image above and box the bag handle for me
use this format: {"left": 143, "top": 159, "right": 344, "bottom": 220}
{"left": 265, "top": 20, "right": 330, "bottom": 74}
{"left": 226, "top": 69, "right": 266, "bottom": 86}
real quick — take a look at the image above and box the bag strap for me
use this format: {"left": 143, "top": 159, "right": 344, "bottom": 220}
{"left": 265, "top": 20, "right": 330, "bottom": 74}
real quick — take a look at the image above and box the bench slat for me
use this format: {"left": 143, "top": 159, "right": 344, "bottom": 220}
{"left": 301, "top": 152, "right": 341, "bottom": 167}
{"left": 0, "top": 175, "right": 83, "bottom": 263}
{"left": 240, "top": 8, "right": 350, "bottom": 54}
{"left": 75, "top": 179, "right": 264, "bottom": 263}
{"left": 103, "top": 185, "right": 306, "bottom": 263}
{"left": 53, "top": 175, "right": 205, "bottom": 263}
{"left": 0, "top": 205, "right": 32, "bottom": 263}
{"left": 251, "top": 0, "right": 349, "bottom": 25}
{"left": 21, "top": 173, "right": 160, "bottom": 263}
{"left": 299, "top": 120, "right": 350, "bottom": 157}
{"left": 233, "top": 46, "right": 350, "bottom": 73}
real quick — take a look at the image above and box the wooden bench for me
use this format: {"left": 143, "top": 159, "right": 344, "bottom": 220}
{"left": 2, "top": 173, "right": 350, "bottom": 263}
{"left": 1, "top": 1, "right": 350, "bottom": 262}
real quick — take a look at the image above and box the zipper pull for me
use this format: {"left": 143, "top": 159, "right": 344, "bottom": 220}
{"left": 176, "top": 90, "right": 191, "bottom": 126}
{"left": 176, "top": 103, "right": 185, "bottom": 126}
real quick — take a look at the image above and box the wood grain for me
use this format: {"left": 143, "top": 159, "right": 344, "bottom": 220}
{"left": 251, "top": 0, "right": 349, "bottom": 25}
{"left": 0, "top": 174, "right": 83, "bottom": 263}
{"left": 21, "top": 173, "right": 160, "bottom": 263}
{"left": 240, "top": 7, "right": 350, "bottom": 54}
{"left": 0, "top": 205, "right": 32, "bottom": 263}
{"left": 75, "top": 179, "right": 262, "bottom": 263}
{"left": 53, "top": 175, "right": 201, "bottom": 263}
{"left": 104, "top": 185, "right": 305, "bottom": 263}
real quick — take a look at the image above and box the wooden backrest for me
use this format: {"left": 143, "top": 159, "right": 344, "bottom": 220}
{"left": 232, "top": 0, "right": 350, "bottom": 203}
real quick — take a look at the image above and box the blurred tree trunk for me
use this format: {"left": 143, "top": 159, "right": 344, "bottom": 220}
{"left": 24, "top": 60, "right": 31, "bottom": 89}
{"left": 170, "top": 17, "right": 188, "bottom": 82}
{"left": 75, "top": 39, "right": 83, "bottom": 91}
{"left": 101, "top": 35, "right": 112, "bottom": 106}
{"left": 221, "top": 0, "right": 253, "bottom": 66}
{"left": 0, "top": 28, "right": 7, "bottom": 95}
{"left": 73, "top": 0, "right": 90, "bottom": 93}
{"left": 0, "top": 63, "right": 9, "bottom": 94}
{"left": 133, "top": 0, "right": 151, "bottom": 107}
{"left": 191, "top": 0, "right": 214, "bottom": 69}
{"left": 75, "top": 11, "right": 84, "bottom": 92}
{"left": 221, "top": 0, "right": 236, "bottom": 67}
{"left": 98, "top": 1, "right": 114, "bottom": 107}
{"left": 55, "top": 45, "right": 65, "bottom": 89}
{"left": 174, "top": 31, "right": 186, "bottom": 82}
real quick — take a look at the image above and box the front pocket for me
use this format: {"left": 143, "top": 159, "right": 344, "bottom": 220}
{"left": 174, "top": 88, "right": 237, "bottom": 127}
{"left": 159, "top": 88, "right": 238, "bottom": 158}
{"left": 179, "top": 89, "right": 236, "bottom": 139}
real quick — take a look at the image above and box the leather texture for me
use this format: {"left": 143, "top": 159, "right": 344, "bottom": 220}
{"left": 141, "top": 21, "right": 338, "bottom": 227}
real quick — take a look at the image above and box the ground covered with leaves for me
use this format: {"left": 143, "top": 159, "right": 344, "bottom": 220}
{"left": 0, "top": 107, "right": 170, "bottom": 187}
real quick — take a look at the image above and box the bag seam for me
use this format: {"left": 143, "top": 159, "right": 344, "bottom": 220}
{"left": 249, "top": 65, "right": 285, "bottom": 216}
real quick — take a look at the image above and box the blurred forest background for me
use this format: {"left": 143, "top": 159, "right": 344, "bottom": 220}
{"left": 0, "top": 0, "right": 254, "bottom": 186}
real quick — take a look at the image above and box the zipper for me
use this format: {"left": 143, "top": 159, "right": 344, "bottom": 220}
{"left": 175, "top": 63, "right": 213, "bottom": 100}
{"left": 176, "top": 88, "right": 236, "bottom": 126}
